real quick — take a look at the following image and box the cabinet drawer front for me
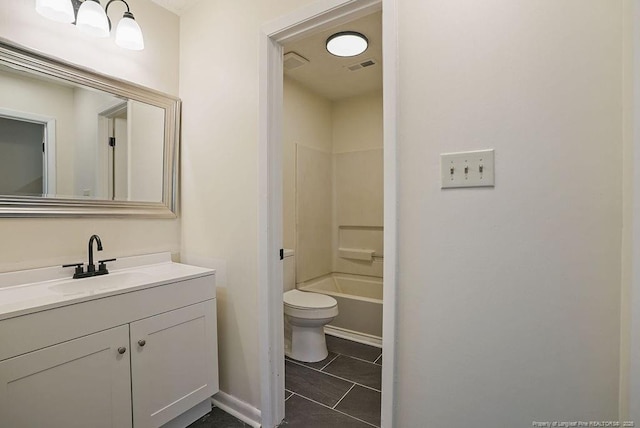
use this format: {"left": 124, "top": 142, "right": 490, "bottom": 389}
{"left": 0, "top": 325, "right": 132, "bottom": 428}
{"left": 130, "top": 300, "right": 218, "bottom": 428}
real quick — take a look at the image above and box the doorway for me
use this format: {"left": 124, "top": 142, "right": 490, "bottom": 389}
{"left": 0, "top": 111, "right": 56, "bottom": 196}
{"left": 98, "top": 102, "right": 128, "bottom": 200}
{"left": 258, "top": 0, "right": 398, "bottom": 426}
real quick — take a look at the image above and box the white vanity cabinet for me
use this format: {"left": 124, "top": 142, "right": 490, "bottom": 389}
{"left": 0, "top": 325, "right": 133, "bottom": 428}
{"left": 0, "top": 256, "right": 218, "bottom": 428}
{"left": 131, "top": 300, "right": 218, "bottom": 428}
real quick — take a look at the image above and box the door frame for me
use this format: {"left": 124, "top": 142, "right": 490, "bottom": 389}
{"left": 0, "top": 108, "right": 56, "bottom": 195}
{"left": 257, "top": 0, "right": 398, "bottom": 426}
{"left": 629, "top": 0, "right": 640, "bottom": 421}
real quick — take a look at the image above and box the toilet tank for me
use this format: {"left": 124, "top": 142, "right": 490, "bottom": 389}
{"left": 283, "top": 249, "right": 295, "bottom": 292}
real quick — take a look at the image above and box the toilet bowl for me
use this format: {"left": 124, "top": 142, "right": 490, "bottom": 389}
{"left": 284, "top": 289, "right": 338, "bottom": 362}
{"left": 283, "top": 250, "right": 338, "bottom": 363}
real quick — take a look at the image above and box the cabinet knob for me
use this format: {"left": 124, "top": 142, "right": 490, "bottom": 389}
{"left": 118, "top": 347, "right": 127, "bottom": 355}
{"left": 138, "top": 339, "right": 146, "bottom": 347}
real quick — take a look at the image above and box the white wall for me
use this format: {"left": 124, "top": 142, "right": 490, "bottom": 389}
{"left": 179, "top": 0, "right": 322, "bottom": 410}
{"left": 0, "top": 1, "right": 180, "bottom": 273}
{"left": 395, "top": 0, "right": 623, "bottom": 426}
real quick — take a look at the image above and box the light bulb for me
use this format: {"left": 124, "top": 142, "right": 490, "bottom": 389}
{"left": 115, "top": 12, "right": 144, "bottom": 51}
{"left": 35, "top": 0, "right": 75, "bottom": 24}
{"left": 76, "top": 0, "right": 109, "bottom": 38}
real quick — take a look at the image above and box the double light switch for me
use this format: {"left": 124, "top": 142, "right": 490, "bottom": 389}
{"left": 440, "top": 149, "right": 495, "bottom": 188}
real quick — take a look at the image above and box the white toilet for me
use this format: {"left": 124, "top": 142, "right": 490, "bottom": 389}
{"left": 283, "top": 249, "right": 338, "bottom": 362}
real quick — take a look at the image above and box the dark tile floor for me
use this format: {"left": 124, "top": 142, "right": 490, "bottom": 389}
{"left": 283, "top": 335, "right": 382, "bottom": 427}
{"left": 187, "top": 335, "right": 383, "bottom": 428}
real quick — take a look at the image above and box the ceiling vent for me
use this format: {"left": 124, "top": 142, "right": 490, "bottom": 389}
{"left": 347, "top": 58, "right": 377, "bottom": 71}
{"left": 283, "top": 52, "right": 309, "bottom": 71}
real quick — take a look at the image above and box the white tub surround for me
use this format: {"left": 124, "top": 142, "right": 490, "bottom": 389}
{"left": 0, "top": 252, "right": 218, "bottom": 428}
{"left": 299, "top": 273, "right": 382, "bottom": 343}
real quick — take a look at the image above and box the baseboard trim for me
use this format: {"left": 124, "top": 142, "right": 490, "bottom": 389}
{"left": 162, "top": 399, "right": 210, "bottom": 428}
{"left": 212, "top": 391, "right": 262, "bottom": 428}
{"left": 324, "top": 325, "right": 382, "bottom": 348}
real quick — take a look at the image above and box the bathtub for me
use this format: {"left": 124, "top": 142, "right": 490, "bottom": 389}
{"left": 298, "top": 273, "right": 383, "bottom": 340}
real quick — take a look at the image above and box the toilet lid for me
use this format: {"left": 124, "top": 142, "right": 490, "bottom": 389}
{"left": 284, "top": 290, "right": 337, "bottom": 309}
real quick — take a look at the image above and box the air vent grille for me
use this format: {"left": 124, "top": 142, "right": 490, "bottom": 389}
{"left": 347, "top": 58, "right": 377, "bottom": 71}
{"left": 284, "top": 52, "right": 309, "bottom": 70}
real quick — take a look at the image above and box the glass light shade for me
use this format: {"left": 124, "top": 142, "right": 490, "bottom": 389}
{"left": 76, "top": 0, "right": 109, "bottom": 38}
{"left": 35, "top": 0, "right": 75, "bottom": 24}
{"left": 115, "top": 15, "right": 144, "bottom": 51}
{"left": 326, "top": 32, "right": 368, "bottom": 57}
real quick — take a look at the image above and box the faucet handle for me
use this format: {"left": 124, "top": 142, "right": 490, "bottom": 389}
{"left": 62, "top": 263, "right": 84, "bottom": 278}
{"left": 97, "top": 258, "right": 116, "bottom": 274}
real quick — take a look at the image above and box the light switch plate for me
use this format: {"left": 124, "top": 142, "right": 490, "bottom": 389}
{"left": 441, "top": 149, "right": 495, "bottom": 188}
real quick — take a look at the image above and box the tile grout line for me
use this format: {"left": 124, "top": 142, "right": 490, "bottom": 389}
{"left": 289, "top": 392, "right": 379, "bottom": 428}
{"left": 373, "top": 354, "right": 382, "bottom": 365}
{"left": 286, "top": 358, "right": 382, "bottom": 393}
{"left": 332, "top": 383, "right": 356, "bottom": 410}
{"left": 319, "top": 353, "right": 341, "bottom": 371}
{"left": 286, "top": 350, "right": 379, "bottom": 366}
{"left": 332, "top": 353, "right": 381, "bottom": 366}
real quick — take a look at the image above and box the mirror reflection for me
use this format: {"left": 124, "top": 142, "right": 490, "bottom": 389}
{"left": 0, "top": 64, "right": 165, "bottom": 202}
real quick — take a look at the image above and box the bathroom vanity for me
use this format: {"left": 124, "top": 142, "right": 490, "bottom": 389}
{"left": 0, "top": 253, "right": 218, "bottom": 428}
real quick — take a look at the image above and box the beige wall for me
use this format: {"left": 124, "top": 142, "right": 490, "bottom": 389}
{"left": 73, "top": 87, "right": 122, "bottom": 199}
{"left": 621, "top": 0, "right": 633, "bottom": 420}
{"left": 179, "top": 0, "right": 321, "bottom": 408}
{"left": 395, "top": 0, "right": 622, "bottom": 426}
{"left": 282, "top": 77, "right": 332, "bottom": 252}
{"left": 332, "top": 91, "right": 383, "bottom": 277}
{"left": 0, "top": 1, "right": 180, "bottom": 273}
{"left": 332, "top": 90, "right": 383, "bottom": 154}
{"left": 296, "top": 145, "right": 333, "bottom": 282}
{"left": 283, "top": 80, "right": 384, "bottom": 281}
{"left": 626, "top": 0, "right": 640, "bottom": 421}
{"left": 129, "top": 101, "right": 165, "bottom": 202}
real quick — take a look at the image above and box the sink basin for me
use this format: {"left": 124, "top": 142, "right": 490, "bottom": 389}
{"left": 49, "top": 271, "right": 151, "bottom": 295}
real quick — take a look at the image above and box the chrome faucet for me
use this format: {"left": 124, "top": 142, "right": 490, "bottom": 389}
{"left": 62, "top": 234, "right": 116, "bottom": 279}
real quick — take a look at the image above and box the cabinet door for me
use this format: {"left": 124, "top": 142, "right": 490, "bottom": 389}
{"left": 130, "top": 300, "right": 218, "bottom": 428}
{"left": 0, "top": 325, "right": 132, "bottom": 428}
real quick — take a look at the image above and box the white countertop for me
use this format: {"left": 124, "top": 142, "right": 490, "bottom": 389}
{"left": 0, "top": 253, "right": 215, "bottom": 321}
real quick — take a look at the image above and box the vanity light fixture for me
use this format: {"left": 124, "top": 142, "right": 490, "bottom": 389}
{"left": 326, "top": 31, "right": 368, "bottom": 57}
{"left": 36, "top": 0, "right": 145, "bottom": 51}
{"left": 35, "top": 0, "right": 75, "bottom": 23}
{"left": 76, "top": 0, "right": 109, "bottom": 37}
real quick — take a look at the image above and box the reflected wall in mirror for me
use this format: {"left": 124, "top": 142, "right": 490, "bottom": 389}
{"left": 0, "top": 40, "right": 180, "bottom": 217}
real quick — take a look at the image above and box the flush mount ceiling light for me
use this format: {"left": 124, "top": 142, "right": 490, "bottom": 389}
{"left": 36, "top": 0, "right": 145, "bottom": 51}
{"left": 326, "top": 31, "right": 368, "bottom": 57}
